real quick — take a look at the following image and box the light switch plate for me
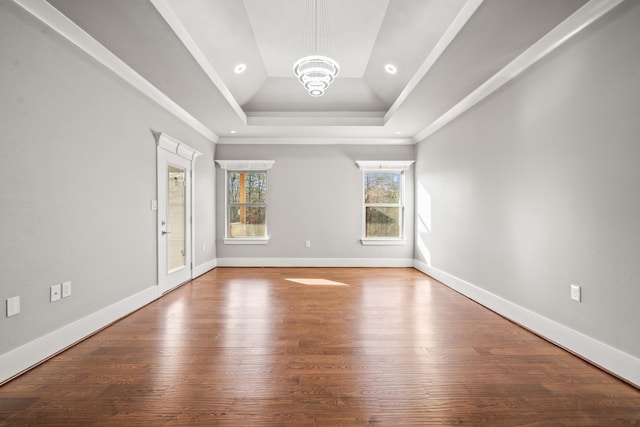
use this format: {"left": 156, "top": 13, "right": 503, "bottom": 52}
{"left": 7, "top": 296, "right": 20, "bottom": 317}
{"left": 62, "top": 281, "right": 71, "bottom": 298}
{"left": 570, "top": 284, "right": 581, "bottom": 302}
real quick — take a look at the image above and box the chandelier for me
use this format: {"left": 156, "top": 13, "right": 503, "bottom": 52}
{"left": 293, "top": 0, "right": 339, "bottom": 97}
{"left": 293, "top": 55, "right": 339, "bottom": 97}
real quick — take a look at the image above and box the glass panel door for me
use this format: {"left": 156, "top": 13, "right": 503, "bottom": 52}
{"left": 158, "top": 148, "right": 192, "bottom": 294}
{"left": 167, "top": 165, "right": 186, "bottom": 272}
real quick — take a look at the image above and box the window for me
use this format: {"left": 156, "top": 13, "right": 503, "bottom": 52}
{"left": 356, "top": 160, "right": 414, "bottom": 245}
{"left": 364, "top": 171, "right": 402, "bottom": 238}
{"left": 228, "top": 171, "right": 266, "bottom": 238}
{"left": 215, "top": 160, "right": 274, "bottom": 244}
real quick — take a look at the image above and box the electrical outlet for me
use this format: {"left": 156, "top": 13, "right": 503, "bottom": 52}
{"left": 305, "top": 240, "right": 311, "bottom": 248}
{"left": 6, "top": 296, "right": 20, "bottom": 317}
{"left": 51, "top": 284, "right": 62, "bottom": 302}
{"left": 62, "top": 281, "right": 72, "bottom": 298}
{"left": 570, "top": 284, "right": 581, "bottom": 302}
{"left": 203, "top": 243, "right": 206, "bottom": 252}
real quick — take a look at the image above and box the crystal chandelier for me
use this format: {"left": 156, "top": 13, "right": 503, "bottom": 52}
{"left": 293, "top": 55, "right": 339, "bottom": 97}
{"left": 293, "top": 0, "right": 339, "bottom": 97}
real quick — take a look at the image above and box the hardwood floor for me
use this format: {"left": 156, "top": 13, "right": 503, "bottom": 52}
{"left": 1, "top": 267, "right": 639, "bottom": 426}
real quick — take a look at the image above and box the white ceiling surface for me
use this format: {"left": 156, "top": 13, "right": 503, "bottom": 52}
{"left": 44, "top": 0, "right": 591, "bottom": 143}
{"left": 244, "top": 0, "right": 391, "bottom": 79}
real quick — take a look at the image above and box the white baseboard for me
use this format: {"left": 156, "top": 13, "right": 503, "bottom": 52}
{"left": 193, "top": 258, "right": 217, "bottom": 278}
{"left": 413, "top": 260, "right": 640, "bottom": 388}
{"left": 5, "top": 261, "right": 638, "bottom": 389}
{"left": 216, "top": 257, "right": 415, "bottom": 268}
{"left": 0, "top": 285, "right": 159, "bottom": 385}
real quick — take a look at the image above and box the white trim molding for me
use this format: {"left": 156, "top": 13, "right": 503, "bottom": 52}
{"left": 217, "top": 257, "right": 415, "bottom": 268}
{"left": 246, "top": 111, "right": 384, "bottom": 127}
{"left": 11, "top": 0, "right": 218, "bottom": 143}
{"left": 149, "top": 0, "right": 247, "bottom": 125}
{"left": 157, "top": 132, "right": 202, "bottom": 160}
{"left": 215, "top": 160, "right": 275, "bottom": 171}
{"left": 384, "top": 0, "right": 484, "bottom": 124}
{"left": 217, "top": 137, "right": 415, "bottom": 146}
{"left": 193, "top": 259, "right": 217, "bottom": 278}
{"left": 223, "top": 238, "right": 270, "bottom": 245}
{"left": 414, "top": 260, "right": 640, "bottom": 388}
{"left": 361, "top": 239, "right": 406, "bottom": 246}
{"left": 356, "top": 160, "right": 415, "bottom": 171}
{"left": 217, "top": 160, "right": 274, "bottom": 244}
{"left": 358, "top": 160, "right": 413, "bottom": 244}
{"left": 414, "top": 0, "right": 626, "bottom": 142}
{"left": 157, "top": 132, "right": 200, "bottom": 292}
{"left": 0, "top": 285, "right": 159, "bottom": 385}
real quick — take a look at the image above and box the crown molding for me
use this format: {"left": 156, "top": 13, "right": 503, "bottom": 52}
{"left": 413, "top": 0, "right": 626, "bottom": 143}
{"left": 11, "top": 0, "right": 219, "bottom": 143}
{"left": 149, "top": 0, "right": 248, "bottom": 125}
{"left": 246, "top": 111, "right": 385, "bottom": 126}
{"left": 216, "top": 137, "right": 414, "bottom": 145}
{"left": 384, "top": 0, "right": 484, "bottom": 124}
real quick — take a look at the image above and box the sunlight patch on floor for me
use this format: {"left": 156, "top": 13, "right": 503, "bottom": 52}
{"left": 286, "top": 278, "right": 349, "bottom": 286}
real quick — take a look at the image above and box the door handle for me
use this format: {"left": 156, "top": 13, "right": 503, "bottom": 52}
{"left": 161, "top": 230, "right": 171, "bottom": 235}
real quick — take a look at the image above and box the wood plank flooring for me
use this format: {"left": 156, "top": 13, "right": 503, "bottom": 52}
{"left": 1, "top": 267, "right": 639, "bottom": 426}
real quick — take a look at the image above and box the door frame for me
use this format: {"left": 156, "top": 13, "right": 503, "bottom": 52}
{"left": 157, "top": 132, "right": 201, "bottom": 294}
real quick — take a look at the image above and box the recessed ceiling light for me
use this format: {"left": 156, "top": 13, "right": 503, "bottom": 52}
{"left": 385, "top": 64, "right": 397, "bottom": 74}
{"left": 234, "top": 64, "right": 246, "bottom": 74}
{"left": 229, "top": 130, "right": 237, "bottom": 134}
{"left": 395, "top": 131, "right": 402, "bottom": 135}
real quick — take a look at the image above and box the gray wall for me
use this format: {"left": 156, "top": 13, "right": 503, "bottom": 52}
{"left": 415, "top": 2, "right": 640, "bottom": 357}
{"left": 194, "top": 154, "right": 216, "bottom": 267}
{"left": 215, "top": 144, "right": 415, "bottom": 262}
{"left": 0, "top": 2, "right": 215, "bottom": 354}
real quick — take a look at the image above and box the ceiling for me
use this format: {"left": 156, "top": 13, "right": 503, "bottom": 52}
{"left": 37, "top": 0, "right": 598, "bottom": 144}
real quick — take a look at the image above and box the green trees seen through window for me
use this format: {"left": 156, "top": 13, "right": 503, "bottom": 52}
{"left": 228, "top": 171, "right": 267, "bottom": 238}
{"left": 364, "top": 172, "right": 402, "bottom": 238}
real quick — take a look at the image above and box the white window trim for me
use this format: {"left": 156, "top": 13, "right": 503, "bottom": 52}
{"left": 216, "top": 160, "right": 274, "bottom": 245}
{"left": 357, "top": 160, "right": 414, "bottom": 245}
{"left": 355, "top": 160, "right": 414, "bottom": 171}
{"left": 222, "top": 238, "right": 270, "bottom": 245}
{"left": 216, "top": 160, "right": 275, "bottom": 171}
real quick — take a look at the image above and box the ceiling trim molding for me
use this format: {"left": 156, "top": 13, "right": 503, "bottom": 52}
{"left": 149, "top": 0, "right": 248, "bottom": 125}
{"left": 247, "top": 111, "right": 385, "bottom": 126}
{"left": 384, "top": 0, "right": 485, "bottom": 124}
{"left": 413, "top": 0, "right": 626, "bottom": 143}
{"left": 217, "top": 137, "right": 415, "bottom": 146}
{"left": 246, "top": 111, "right": 386, "bottom": 118}
{"left": 11, "top": 0, "right": 219, "bottom": 143}
{"left": 13, "top": 0, "right": 218, "bottom": 143}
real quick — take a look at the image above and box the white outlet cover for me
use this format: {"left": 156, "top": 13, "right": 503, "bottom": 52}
{"left": 51, "top": 284, "right": 62, "bottom": 302}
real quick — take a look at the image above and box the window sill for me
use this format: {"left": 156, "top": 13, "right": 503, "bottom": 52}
{"left": 361, "top": 239, "right": 406, "bottom": 246}
{"left": 224, "top": 238, "right": 270, "bottom": 245}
